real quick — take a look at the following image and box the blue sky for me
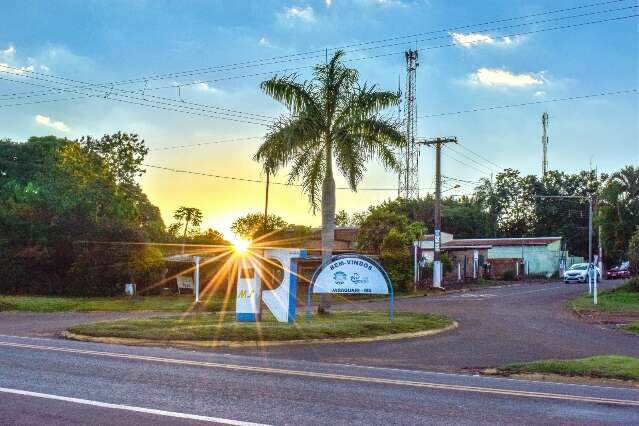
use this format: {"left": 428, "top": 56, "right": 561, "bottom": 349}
{"left": 1, "top": 0, "right": 637, "bottom": 235}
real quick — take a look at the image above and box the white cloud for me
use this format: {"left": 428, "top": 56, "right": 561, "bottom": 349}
{"left": 284, "top": 6, "right": 315, "bottom": 22}
{"left": 534, "top": 91, "right": 546, "bottom": 97}
{"left": 258, "top": 37, "right": 271, "bottom": 47}
{"left": 39, "top": 64, "right": 50, "bottom": 72}
{"left": 451, "top": 32, "right": 522, "bottom": 48}
{"left": 468, "top": 68, "right": 543, "bottom": 88}
{"left": 1, "top": 44, "right": 15, "bottom": 58}
{"left": 0, "top": 63, "right": 34, "bottom": 75}
{"left": 34, "top": 114, "right": 69, "bottom": 132}
{"left": 451, "top": 32, "right": 494, "bottom": 47}
{"left": 195, "top": 81, "right": 222, "bottom": 95}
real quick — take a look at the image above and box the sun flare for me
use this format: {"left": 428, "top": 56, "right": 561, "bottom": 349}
{"left": 231, "top": 236, "right": 251, "bottom": 254}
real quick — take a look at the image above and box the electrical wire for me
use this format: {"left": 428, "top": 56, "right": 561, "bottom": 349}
{"left": 419, "top": 89, "right": 638, "bottom": 118}
{"left": 456, "top": 142, "right": 503, "bottom": 170}
{"left": 143, "top": 163, "right": 434, "bottom": 191}
{"left": 2, "top": 0, "right": 629, "bottom": 95}
{"left": 1, "top": 9, "right": 636, "bottom": 104}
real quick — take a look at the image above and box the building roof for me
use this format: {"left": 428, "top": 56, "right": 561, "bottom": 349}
{"left": 444, "top": 237, "right": 561, "bottom": 247}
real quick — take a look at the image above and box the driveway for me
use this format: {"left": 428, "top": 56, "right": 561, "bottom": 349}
{"left": 1, "top": 281, "right": 637, "bottom": 372}
{"left": 223, "top": 280, "right": 639, "bottom": 371}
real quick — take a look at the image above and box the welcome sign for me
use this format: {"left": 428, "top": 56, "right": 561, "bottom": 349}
{"left": 311, "top": 254, "right": 391, "bottom": 294}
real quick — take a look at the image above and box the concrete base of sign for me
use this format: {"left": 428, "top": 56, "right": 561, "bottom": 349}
{"left": 63, "top": 321, "right": 458, "bottom": 348}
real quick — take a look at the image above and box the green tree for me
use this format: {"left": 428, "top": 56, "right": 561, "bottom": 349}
{"left": 173, "top": 207, "right": 203, "bottom": 239}
{"left": 230, "top": 212, "right": 288, "bottom": 240}
{"left": 79, "top": 132, "right": 148, "bottom": 185}
{"left": 254, "top": 50, "right": 404, "bottom": 312}
{"left": 628, "top": 227, "right": 639, "bottom": 273}
{"left": 598, "top": 166, "right": 639, "bottom": 262}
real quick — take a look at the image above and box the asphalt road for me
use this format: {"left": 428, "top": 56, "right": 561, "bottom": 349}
{"left": 224, "top": 280, "right": 639, "bottom": 371}
{"left": 1, "top": 334, "right": 638, "bottom": 425}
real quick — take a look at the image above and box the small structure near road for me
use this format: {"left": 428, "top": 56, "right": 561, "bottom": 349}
{"left": 415, "top": 234, "right": 582, "bottom": 281}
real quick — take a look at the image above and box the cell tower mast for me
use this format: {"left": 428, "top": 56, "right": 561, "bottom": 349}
{"left": 401, "top": 49, "right": 419, "bottom": 198}
{"left": 542, "top": 112, "right": 549, "bottom": 176}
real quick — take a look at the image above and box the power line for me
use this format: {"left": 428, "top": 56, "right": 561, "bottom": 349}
{"left": 444, "top": 144, "right": 495, "bottom": 175}
{"left": 143, "top": 163, "right": 435, "bottom": 191}
{"left": 3, "top": 0, "right": 627, "bottom": 93}
{"left": 0, "top": 70, "right": 276, "bottom": 122}
{"left": 0, "top": 71, "right": 273, "bottom": 126}
{"left": 456, "top": 142, "right": 503, "bottom": 170}
{"left": 149, "top": 136, "right": 263, "bottom": 151}
{"left": 440, "top": 147, "right": 493, "bottom": 177}
{"left": 0, "top": 15, "right": 634, "bottom": 126}
{"left": 419, "top": 88, "right": 637, "bottom": 118}
{"left": 442, "top": 175, "right": 482, "bottom": 185}
{"left": 1, "top": 9, "right": 636, "bottom": 102}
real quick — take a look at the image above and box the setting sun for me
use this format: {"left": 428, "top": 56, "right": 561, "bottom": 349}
{"left": 231, "top": 237, "right": 251, "bottom": 254}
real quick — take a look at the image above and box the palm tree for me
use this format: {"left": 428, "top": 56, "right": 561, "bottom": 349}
{"left": 173, "top": 207, "right": 203, "bottom": 252}
{"left": 254, "top": 50, "right": 404, "bottom": 313}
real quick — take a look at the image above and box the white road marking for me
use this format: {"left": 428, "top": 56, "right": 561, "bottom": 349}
{"left": 2, "top": 335, "right": 635, "bottom": 393}
{"left": 0, "top": 387, "right": 269, "bottom": 426}
{"left": 1, "top": 340, "right": 638, "bottom": 407}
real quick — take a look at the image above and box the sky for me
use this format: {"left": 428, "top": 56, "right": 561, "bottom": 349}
{"left": 1, "top": 0, "right": 637, "bottom": 237}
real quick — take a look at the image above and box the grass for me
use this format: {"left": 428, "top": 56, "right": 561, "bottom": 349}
{"left": 569, "top": 280, "right": 639, "bottom": 313}
{"left": 67, "top": 311, "right": 452, "bottom": 342}
{"left": 0, "top": 295, "right": 229, "bottom": 313}
{"left": 625, "top": 322, "right": 639, "bottom": 334}
{"left": 500, "top": 355, "right": 639, "bottom": 382}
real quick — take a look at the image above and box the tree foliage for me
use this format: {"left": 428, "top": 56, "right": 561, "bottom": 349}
{"left": 0, "top": 135, "right": 165, "bottom": 295}
{"left": 254, "top": 50, "right": 404, "bottom": 312}
{"left": 230, "top": 212, "right": 288, "bottom": 240}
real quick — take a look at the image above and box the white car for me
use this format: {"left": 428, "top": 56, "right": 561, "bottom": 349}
{"left": 563, "top": 263, "right": 601, "bottom": 283}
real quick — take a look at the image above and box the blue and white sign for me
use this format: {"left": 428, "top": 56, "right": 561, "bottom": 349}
{"left": 235, "top": 248, "right": 306, "bottom": 323}
{"left": 311, "top": 255, "right": 390, "bottom": 294}
{"left": 308, "top": 254, "right": 394, "bottom": 320}
{"left": 262, "top": 248, "right": 306, "bottom": 323}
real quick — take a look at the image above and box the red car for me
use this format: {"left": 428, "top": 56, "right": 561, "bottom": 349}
{"left": 606, "top": 261, "right": 631, "bottom": 279}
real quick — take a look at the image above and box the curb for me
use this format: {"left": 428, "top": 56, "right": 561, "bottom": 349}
{"left": 63, "top": 321, "right": 458, "bottom": 349}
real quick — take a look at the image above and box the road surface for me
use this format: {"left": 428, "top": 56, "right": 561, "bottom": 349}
{"left": 227, "top": 280, "right": 639, "bottom": 371}
{"left": 0, "top": 334, "right": 638, "bottom": 425}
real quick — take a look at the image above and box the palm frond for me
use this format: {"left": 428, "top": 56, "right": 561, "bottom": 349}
{"left": 253, "top": 114, "right": 321, "bottom": 172}
{"left": 333, "top": 134, "right": 366, "bottom": 190}
{"left": 260, "top": 75, "right": 319, "bottom": 115}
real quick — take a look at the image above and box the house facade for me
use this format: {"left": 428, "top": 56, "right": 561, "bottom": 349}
{"left": 416, "top": 234, "right": 574, "bottom": 278}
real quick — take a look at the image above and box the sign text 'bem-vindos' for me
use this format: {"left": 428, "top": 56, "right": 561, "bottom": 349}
{"left": 312, "top": 254, "right": 391, "bottom": 295}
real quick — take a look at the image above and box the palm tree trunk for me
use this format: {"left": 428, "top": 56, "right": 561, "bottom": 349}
{"left": 318, "top": 148, "right": 335, "bottom": 314}
{"left": 181, "top": 218, "right": 190, "bottom": 254}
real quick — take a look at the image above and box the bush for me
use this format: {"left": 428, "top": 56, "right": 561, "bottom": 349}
{"left": 381, "top": 229, "right": 413, "bottom": 293}
{"left": 67, "top": 244, "right": 166, "bottom": 296}
{"left": 619, "top": 277, "right": 639, "bottom": 293}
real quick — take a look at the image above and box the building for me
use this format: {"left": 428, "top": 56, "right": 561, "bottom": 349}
{"left": 415, "top": 234, "right": 572, "bottom": 279}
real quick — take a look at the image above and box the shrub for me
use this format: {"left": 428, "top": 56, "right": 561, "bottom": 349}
{"left": 619, "top": 277, "right": 639, "bottom": 293}
{"left": 381, "top": 229, "right": 413, "bottom": 293}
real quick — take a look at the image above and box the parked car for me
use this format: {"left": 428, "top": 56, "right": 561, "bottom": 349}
{"left": 563, "top": 263, "right": 601, "bottom": 284}
{"left": 606, "top": 261, "right": 631, "bottom": 280}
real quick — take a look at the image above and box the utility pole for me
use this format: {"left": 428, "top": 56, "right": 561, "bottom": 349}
{"left": 264, "top": 171, "right": 270, "bottom": 223}
{"left": 400, "top": 50, "right": 419, "bottom": 199}
{"left": 419, "top": 137, "right": 458, "bottom": 288}
{"left": 397, "top": 74, "right": 403, "bottom": 199}
{"left": 541, "top": 112, "right": 549, "bottom": 176}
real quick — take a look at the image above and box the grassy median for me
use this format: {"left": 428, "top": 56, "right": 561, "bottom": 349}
{"left": 625, "top": 322, "right": 639, "bottom": 334}
{"left": 499, "top": 355, "right": 639, "bottom": 382}
{"left": 67, "top": 311, "right": 452, "bottom": 342}
{"left": 0, "top": 295, "right": 228, "bottom": 313}
{"left": 570, "top": 279, "right": 639, "bottom": 313}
